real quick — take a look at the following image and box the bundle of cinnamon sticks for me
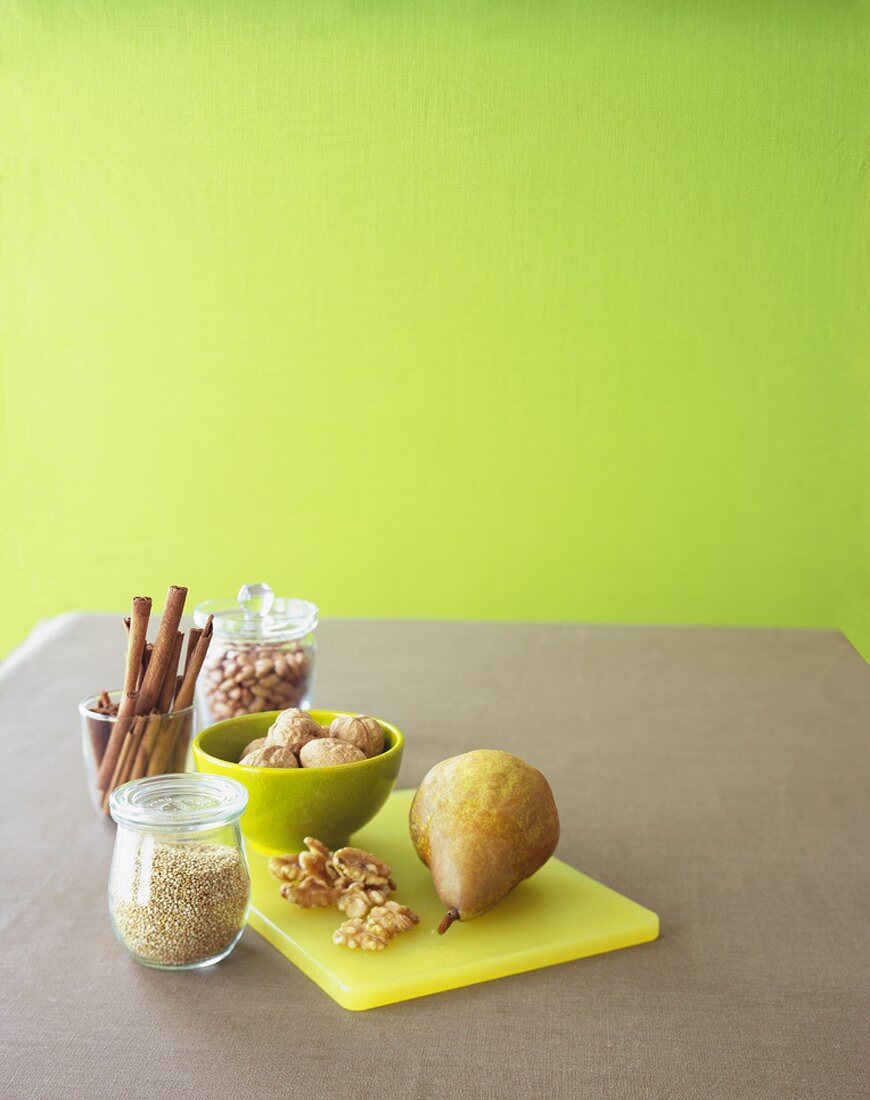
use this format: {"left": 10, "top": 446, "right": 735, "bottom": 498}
{"left": 90, "top": 586, "right": 214, "bottom": 813}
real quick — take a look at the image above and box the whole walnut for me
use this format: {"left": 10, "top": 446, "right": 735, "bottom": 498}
{"left": 299, "top": 738, "right": 366, "bottom": 768}
{"left": 240, "top": 743, "right": 299, "bottom": 768}
{"left": 240, "top": 736, "right": 265, "bottom": 760}
{"left": 329, "top": 715, "right": 385, "bottom": 758}
{"left": 265, "top": 708, "right": 323, "bottom": 754}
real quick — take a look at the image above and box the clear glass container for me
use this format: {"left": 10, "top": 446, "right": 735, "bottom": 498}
{"left": 108, "top": 774, "right": 250, "bottom": 970}
{"left": 79, "top": 692, "right": 196, "bottom": 816}
{"left": 194, "top": 583, "right": 318, "bottom": 726}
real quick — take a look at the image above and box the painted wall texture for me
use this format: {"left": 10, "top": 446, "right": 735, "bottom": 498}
{"left": 1, "top": 3, "right": 866, "bottom": 657}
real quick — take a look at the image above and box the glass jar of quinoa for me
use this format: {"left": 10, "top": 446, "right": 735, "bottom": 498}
{"left": 108, "top": 774, "right": 250, "bottom": 969}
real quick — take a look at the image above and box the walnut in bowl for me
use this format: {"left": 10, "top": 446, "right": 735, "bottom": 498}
{"left": 192, "top": 710, "right": 403, "bottom": 854}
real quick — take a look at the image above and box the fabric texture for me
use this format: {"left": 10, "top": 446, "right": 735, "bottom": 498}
{"left": 1, "top": 616, "right": 868, "bottom": 1099}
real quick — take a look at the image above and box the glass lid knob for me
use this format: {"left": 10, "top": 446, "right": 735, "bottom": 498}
{"left": 237, "top": 581, "right": 275, "bottom": 619}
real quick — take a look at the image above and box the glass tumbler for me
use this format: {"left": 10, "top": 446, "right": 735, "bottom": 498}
{"left": 80, "top": 692, "right": 196, "bottom": 815}
{"left": 194, "top": 582, "right": 318, "bottom": 726}
{"left": 108, "top": 774, "right": 250, "bottom": 969}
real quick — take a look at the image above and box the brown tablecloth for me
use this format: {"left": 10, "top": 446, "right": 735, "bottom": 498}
{"left": 1, "top": 616, "right": 868, "bottom": 1099}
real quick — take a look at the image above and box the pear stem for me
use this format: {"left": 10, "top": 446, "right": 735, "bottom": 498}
{"left": 438, "top": 908, "right": 460, "bottom": 934}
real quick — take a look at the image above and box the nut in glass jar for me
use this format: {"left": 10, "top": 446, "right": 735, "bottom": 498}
{"left": 194, "top": 584, "right": 318, "bottom": 725}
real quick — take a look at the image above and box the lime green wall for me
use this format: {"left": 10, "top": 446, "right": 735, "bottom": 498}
{"left": 840, "top": 321, "right": 870, "bottom": 659}
{"left": 1, "top": 3, "right": 866, "bottom": 657}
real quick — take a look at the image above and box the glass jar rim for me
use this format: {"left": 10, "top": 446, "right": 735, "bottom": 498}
{"left": 109, "top": 773, "right": 248, "bottom": 830}
{"left": 78, "top": 690, "right": 194, "bottom": 722}
{"left": 194, "top": 595, "right": 318, "bottom": 641}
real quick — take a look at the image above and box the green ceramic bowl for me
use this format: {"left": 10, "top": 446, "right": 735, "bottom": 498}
{"left": 192, "top": 710, "right": 403, "bottom": 855}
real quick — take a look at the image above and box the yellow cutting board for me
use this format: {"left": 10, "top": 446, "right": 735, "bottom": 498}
{"left": 247, "top": 789, "right": 659, "bottom": 1010}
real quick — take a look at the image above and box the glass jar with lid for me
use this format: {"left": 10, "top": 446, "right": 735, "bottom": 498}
{"left": 108, "top": 774, "right": 250, "bottom": 970}
{"left": 194, "top": 583, "right": 318, "bottom": 727}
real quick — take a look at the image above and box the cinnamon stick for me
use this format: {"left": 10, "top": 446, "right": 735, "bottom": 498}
{"left": 135, "top": 631, "right": 185, "bottom": 779}
{"left": 98, "top": 589, "right": 212, "bottom": 796}
{"left": 174, "top": 615, "right": 214, "bottom": 710}
{"left": 139, "top": 644, "right": 153, "bottom": 689}
{"left": 95, "top": 597, "right": 150, "bottom": 789}
{"left": 129, "top": 712, "right": 164, "bottom": 782}
{"left": 157, "top": 632, "right": 184, "bottom": 713}
{"left": 145, "top": 618, "right": 213, "bottom": 777}
{"left": 87, "top": 689, "right": 115, "bottom": 768}
{"left": 86, "top": 714, "right": 109, "bottom": 771}
{"left": 183, "top": 627, "right": 203, "bottom": 674}
{"left": 145, "top": 710, "right": 192, "bottom": 778}
{"left": 171, "top": 728, "right": 191, "bottom": 772}
{"left": 123, "top": 597, "right": 151, "bottom": 695}
{"left": 101, "top": 723, "right": 139, "bottom": 813}
{"left": 136, "top": 586, "right": 187, "bottom": 713}
{"left": 103, "top": 711, "right": 157, "bottom": 812}
{"left": 96, "top": 689, "right": 139, "bottom": 790}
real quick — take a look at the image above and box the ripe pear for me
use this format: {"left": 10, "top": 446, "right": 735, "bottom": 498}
{"left": 409, "top": 749, "right": 559, "bottom": 932}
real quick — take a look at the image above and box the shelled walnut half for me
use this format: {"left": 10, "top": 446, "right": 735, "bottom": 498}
{"left": 269, "top": 837, "right": 342, "bottom": 908}
{"left": 333, "top": 903, "right": 420, "bottom": 950}
{"left": 269, "top": 837, "right": 419, "bottom": 949}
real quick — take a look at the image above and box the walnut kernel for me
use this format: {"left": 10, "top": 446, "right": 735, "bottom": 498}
{"left": 269, "top": 838, "right": 343, "bottom": 907}
{"left": 332, "top": 847, "right": 394, "bottom": 888}
{"left": 271, "top": 838, "right": 400, "bottom": 921}
{"left": 336, "top": 881, "right": 391, "bottom": 919}
{"left": 333, "top": 902, "right": 419, "bottom": 950}
{"left": 332, "top": 917, "right": 387, "bottom": 950}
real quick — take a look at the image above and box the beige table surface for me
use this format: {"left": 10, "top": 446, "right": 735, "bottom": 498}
{"left": 1, "top": 615, "right": 868, "bottom": 1099}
